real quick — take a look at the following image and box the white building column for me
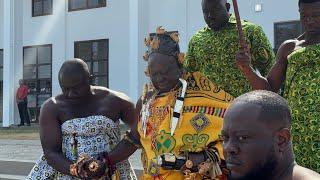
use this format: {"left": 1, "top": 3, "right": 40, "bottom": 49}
{"left": 129, "top": 0, "right": 140, "bottom": 102}
{"left": 3, "top": 0, "right": 15, "bottom": 127}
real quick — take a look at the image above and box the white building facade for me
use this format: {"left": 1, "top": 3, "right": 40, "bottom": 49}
{"left": 0, "top": 0, "right": 301, "bottom": 127}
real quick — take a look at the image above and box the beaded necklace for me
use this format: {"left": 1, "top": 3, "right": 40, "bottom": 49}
{"left": 141, "top": 78, "right": 187, "bottom": 138}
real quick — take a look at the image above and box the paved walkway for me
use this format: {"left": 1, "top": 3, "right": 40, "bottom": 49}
{"left": 0, "top": 139, "right": 143, "bottom": 179}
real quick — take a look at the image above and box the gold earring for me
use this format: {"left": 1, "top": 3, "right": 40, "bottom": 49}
{"left": 170, "top": 33, "right": 180, "bottom": 43}
{"left": 150, "top": 38, "right": 160, "bottom": 50}
{"left": 144, "top": 68, "right": 150, "bottom": 77}
{"left": 144, "top": 37, "right": 151, "bottom": 46}
{"left": 143, "top": 52, "right": 149, "bottom": 61}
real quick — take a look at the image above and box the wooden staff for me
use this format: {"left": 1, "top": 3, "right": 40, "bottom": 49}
{"left": 232, "top": 0, "right": 247, "bottom": 50}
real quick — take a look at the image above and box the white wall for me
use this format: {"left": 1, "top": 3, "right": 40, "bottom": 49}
{"left": 186, "top": 0, "right": 206, "bottom": 43}
{"left": 66, "top": 0, "right": 131, "bottom": 96}
{"left": 147, "top": 0, "right": 300, "bottom": 49}
{"left": 135, "top": 0, "right": 205, "bottom": 99}
{"left": 147, "top": 0, "right": 205, "bottom": 53}
{"left": 23, "top": 0, "right": 67, "bottom": 96}
{"left": 237, "top": 0, "right": 300, "bottom": 47}
{"left": 22, "top": 0, "right": 132, "bottom": 96}
{"left": 148, "top": 0, "right": 188, "bottom": 52}
{"left": 6, "top": 0, "right": 301, "bottom": 103}
{"left": 13, "top": 0, "right": 24, "bottom": 124}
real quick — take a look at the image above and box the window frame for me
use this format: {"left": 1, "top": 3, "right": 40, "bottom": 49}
{"left": 32, "top": 0, "right": 53, "bottom": 17}
{"left": 274, "top": 20, "right": 304, "bottom": 50}
{"left": 23, "top": 44, "right": 52, "bottom": 122}
{"left": 74, "top": 39, "right": 109, "bottom": 87}
{"left": 0, "top": 49, "right": 3, "bottom": 122}
{"left": 0, "top": 49, "right": 3, "bottom": 81}
{"left": 68, "top": 0, "right": 107, "bottom": 12}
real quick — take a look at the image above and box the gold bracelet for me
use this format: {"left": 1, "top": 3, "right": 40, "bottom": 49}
{"left": 69, "top": 164, "right": 79, "bottom": 177}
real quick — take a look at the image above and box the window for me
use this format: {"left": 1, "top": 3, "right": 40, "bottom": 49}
{"left": 32, "top": 0, "right": 53, "bottom": 17}
{"left": 75, "top": 39, "right": 109, "bottom": 87}
{"left": 274, "top": 21, "right": 304, "bottom": 51}
{"left": 23, "top": 45, "right": 52, "bottom": 121}
{"left": 68, "top": 0, "right": 106, "bottom": 11}
{"left": 0, "top": 49, "right": 2, "bottom": 122}
{"left": 0, "top": 49, "right": 3, "bottom": 81}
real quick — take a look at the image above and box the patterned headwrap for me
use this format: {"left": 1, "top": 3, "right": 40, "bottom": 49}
{"left": 143, "top": 26, "right": 185, "bottom": 77}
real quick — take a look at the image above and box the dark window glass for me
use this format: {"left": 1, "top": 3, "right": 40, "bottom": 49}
{"left": 70, "top": 0, "right": 87, "bottom": 9}
{"left": 85, "top": 61, "right": 91, "bottom": 71}
{"left": 39, "top": 80, "right": 51, "bottom": 93}
{"left": 23, "top": 45, "right": 52, "bottom": 122}
{"left": 93, "top": 76, "right": 108, "bottom": 87}
{"left": 33, "top": 0, "right": 43, "bottom": 16}
{"left": 32, "top": 0, "right": 53, "bottom": 17}
{"left": 38, "top": 46, "right": 51, "bottom": 64}
{"left": 88, "top": 0, "right": 99, "bottom": 8}
{"left": 76, "top": 42, "right": 92, "bottom": 61}
{"left": 23, "top": 66, "right": 37, "bottom": 79}
{"left": 0, "top": 68, "right": 2, "bottom": 81}
{"left": 43, "top": 0, "right": 53, "bottom": 14}
{"left": 38, "top": 65, "right": 51, "bottom": 78}
{"left": 0, "top": 50, "right": 3, "bottom": 67}
{"left": 75, "top": 39, "right": 109, "bottom": 87}
{"left": 24, "top": 48, "right": 37, "bottom": 65}
{"left": 274, "top": 21, "right": 304, "bottom": 50}
{"left": 97, "top": 40, "right": 107, "bottom": 59}
{"left": 69, "top": 0, "right": 106, "bottom": 11}
{"left": 93, "top": 61, "right": 108, "bottom": 75}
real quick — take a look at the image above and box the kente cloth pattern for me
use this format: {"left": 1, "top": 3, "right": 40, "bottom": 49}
{"left": 27, "top": 115, "right": 137, "bottom": 180}
{"left": 138, "top": 72, "right": 234, "bottom": 179}
{"left": 184, "top": 15, "right": 275, "bottom": 97}
{"left": 284, "top": 44, "right": 320, "bottom": 173}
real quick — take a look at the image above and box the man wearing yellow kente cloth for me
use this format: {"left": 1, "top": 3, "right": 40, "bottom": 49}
{"left": 137, "top": 27, "right": 234, "bottom": 180}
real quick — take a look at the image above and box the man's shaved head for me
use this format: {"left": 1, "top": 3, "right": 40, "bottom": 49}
{"left": 58, "top": 59, "right": 91, "bottom": 99}
{"left": 59, "top": 58, "right": 90, "bottom": 87}
{"left": 222, "top": 90, "right": 293, "bottom": 180}
{"left": 231, "top": 90, "right": 291, "bottom": 127}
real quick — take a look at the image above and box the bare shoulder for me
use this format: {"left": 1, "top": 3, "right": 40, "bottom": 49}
{"left": 93, "top": 86, "right": 133, "bottom": 105}
{"left": 293, "top": 165, "right": 320, "bottom": 180}
{"left": 38, "top": 96, "right": 61, "bottom": 125}
{"left": 41, "top": 96, "right": 59, "bottom": 112}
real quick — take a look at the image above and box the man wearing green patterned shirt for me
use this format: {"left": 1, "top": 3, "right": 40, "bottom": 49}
{"left": 184, "top": 0, "right": 275, "bottom": 97}
{"left": 237, "top": 0, "right": 320, "bottom": 173}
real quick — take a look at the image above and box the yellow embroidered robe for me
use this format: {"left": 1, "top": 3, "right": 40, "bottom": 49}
{"left": 138, "top": 72, "right": 234, "bottom": 180}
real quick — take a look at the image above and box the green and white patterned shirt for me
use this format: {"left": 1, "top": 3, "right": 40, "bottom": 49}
{"left": 284, "top": 43, "right": 320, "bottom": 172}
{"left": 185, "top": 15, "right": 275, "bottom": 97}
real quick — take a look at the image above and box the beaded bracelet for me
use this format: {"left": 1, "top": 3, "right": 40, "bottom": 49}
{"left": 69, "top": 163, "right": 79, "bottom": 177}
